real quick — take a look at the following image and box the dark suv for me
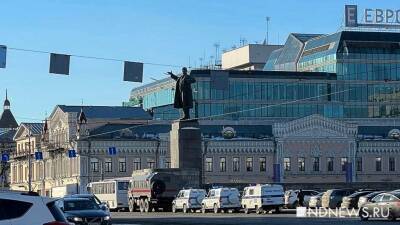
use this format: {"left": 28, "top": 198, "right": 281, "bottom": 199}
{"left": 321, "top": 189, "right": 355, "bottom": 208}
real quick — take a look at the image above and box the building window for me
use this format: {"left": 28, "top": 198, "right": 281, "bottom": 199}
{"left": 312, "top": 157, "right": 320, "bottom": 171}
{"left": 90, "top": 158, "right": 99, "bottom": 172}
{"left": 118, "top": 158, "right": 126, "bottom": 172}
{"left": 356, "top": 157, "right": 362, "bottom": 172}
{"left": 147, "top": 159, "right": 155, "bottom": 169}
{"left": 205, "top": 157, "right": 213, "bottom": 172}
{"left": 164, "top": 161, "right": 171, "bottom": 168}
{"left": 298, "top": 157, "right": 305, "bottom": 172}
{"left": 375, "top": 157, "right": 382, "bottom": 172}
{"left": 133, "top": 158, "right": 141, "bottom": 170}
{"left": 246, "top": 157, "right": 253, "bottom": 172}
{"left": 104, "top": 158, "right": 112, "bottom": 172}
{"left": 341, "top": 157, "right": 348, "bottom": 171}
{"left": 389, "top": 157, "right": 395, "bottom": 172}
{"left": 233, "top": 157, "right": 240, "bottom": 172}
{"left": 284, "top": 157, "right": 291, "bottom": 171}
{"left": 327, "top": 157, "right": 334, "bottom": 171}
{"left": 219, "top": 157, "right": 226, "bottom": 172}
{"left": 259, "top": 157, "right": 266, "bottom": 172}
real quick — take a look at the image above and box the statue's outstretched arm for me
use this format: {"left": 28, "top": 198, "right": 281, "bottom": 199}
{"left": 167, "top": 71, "right": 178, "bottom": 81}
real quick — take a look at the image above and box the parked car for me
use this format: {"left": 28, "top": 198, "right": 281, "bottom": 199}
{"left": 0, "top": 191, "right": 69, "bottom": 225}
{"left": 308, "top": 192, "right": 324, "bottom": 208}
{"left": 172, "top": 189, "right": 206, "bottom": 213}
{"left": 359, "top": 191, "right": 400, "bottom": 221}
{"left": 57, "top": 197, "right": 112, "bottom": 225}
{"left": 201, "top": 188, "right": 241, "bottom": 213}
{"left": 321, "top": 189, "right": 355, "bottom": 209}
{"left": 66, "top": 194, "right": 109, "bottom": 212}
{"left": 284, "top": 189, "right": 319, "bottom": 208}
{"left": 242, "top": 184, "right": 284, "bottom": 214}
{"left": 340, "top": 191, "right": 374, "bottom": 209}
{"left": 357, "top": 191, "right": 385, "bottom": 209}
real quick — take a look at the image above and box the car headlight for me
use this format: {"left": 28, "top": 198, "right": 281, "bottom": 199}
{"left": 68, "top": 217, "right": 83, "bottom": 222}
{"left": 103, "top": 216, "right": 111, "bottom": 220}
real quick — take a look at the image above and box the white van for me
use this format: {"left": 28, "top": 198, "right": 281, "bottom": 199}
{"left": 241, "top": 184, "right": 284, "bottom": 214}
{"left": 172, "top": 189, "right": 206, "bottom": 213}
{"left": 201, "top": 188, "right": 241, "bottom": 213}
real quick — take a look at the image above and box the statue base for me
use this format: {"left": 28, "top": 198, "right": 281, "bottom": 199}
{"left": 170, "top": 120, "right": 202, "bottom": 171}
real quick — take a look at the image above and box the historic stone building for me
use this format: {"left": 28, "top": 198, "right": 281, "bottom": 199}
{"left": 0, "top": 91, "right": 18, "bottom": 187}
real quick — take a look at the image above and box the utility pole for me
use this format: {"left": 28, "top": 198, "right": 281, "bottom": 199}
{"left": 266, "top": 16, "right": 270, "bottom": 45}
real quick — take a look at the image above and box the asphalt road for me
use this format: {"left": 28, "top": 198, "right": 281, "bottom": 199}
{"left": 111, "top": 211, "right": 396, "bottom": 225}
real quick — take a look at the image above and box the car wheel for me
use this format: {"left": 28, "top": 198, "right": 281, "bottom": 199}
{"left": 387, "top": 212, "right": 396, "bottom": 221}
{"left": 201, "top": 204, "right": 206, "bottom": 214}
{"left": 144, "top": 199, "right": 151, "bottom": 213}
{"left": 213, "top": 204, "right": 219, "bottom": 214}
{"left": 274, "top": 207, "right": 280, "bottom": 214}
{"left": 183, "top": 204, "right": 187, "bottom": 213}
{"left": 255, "top": 206, "right": 262, "bottom": 214}
{"left": 172, "top": 204, "right": 177, "bottom": 213}
{"left": 128, "top": 199, "right": 135, "bottom": 212}
{"left": 244, "top": 205, "right": 249, "bottom": 214}
{"left": 139, "top": 199, "right": 145, "bottom": 213}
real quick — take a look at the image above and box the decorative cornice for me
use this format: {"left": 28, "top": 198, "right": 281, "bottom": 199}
{"left": 273, "top": 114, "right": 358, "bottom": 138}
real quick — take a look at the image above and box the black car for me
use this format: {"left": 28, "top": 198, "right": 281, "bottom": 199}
{"left": 66, "top": 194, "right": 109, "bottom": 212}
{"left": 57, "top": 197, "right": 111, "bottom": 225}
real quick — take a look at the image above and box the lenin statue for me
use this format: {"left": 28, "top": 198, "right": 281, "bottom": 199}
{"left": 167, "top": 67, "right": 196, "bottom": 120}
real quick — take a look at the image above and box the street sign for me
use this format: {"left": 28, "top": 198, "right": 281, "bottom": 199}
{"left": 1, "top": 153, "right": 9, "bottom": 162}
{"left": 68, "top": 149, "right": 77, "bottom": 158}
{"left": 34, "top": 151, "right": 43, "bottom": 160}
{"left": 108, "top": 147, "right": 117, "bottom": 155}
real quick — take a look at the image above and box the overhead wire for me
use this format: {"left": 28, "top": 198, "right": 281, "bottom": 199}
{"left": 7, "top": 47, "right": 184, "bottom": 68}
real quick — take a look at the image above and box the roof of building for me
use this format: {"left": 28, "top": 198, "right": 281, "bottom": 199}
{"left": 358, "top": 126, "right": 400, "bottom": 138}
{"left": 0, "top": 110, "right": 18, "bottom": 129}
{"left": 20, "top": 123, "right": 44, "bottom": 135}
{"left": 291, "top": 33, "right": 324, "bottom": 43}
{"left": 55, "top": 105, "right": 152, "bottom": 120}
{"left": 0, "top": 129, "right": 16, "bottom": 142}
{"left": 87, "top": 123, "right": 273, "bottom": 140}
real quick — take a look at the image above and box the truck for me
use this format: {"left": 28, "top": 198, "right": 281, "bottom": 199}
{"left": 51, "top": 183, "right": 78, "bottom": 198}
{"left": 127, "top": 168, "right": 200, "bottom": 212}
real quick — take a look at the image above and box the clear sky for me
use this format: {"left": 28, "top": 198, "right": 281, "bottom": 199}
{"left": 0, "top": 0, "right": 397, "bottom": 122}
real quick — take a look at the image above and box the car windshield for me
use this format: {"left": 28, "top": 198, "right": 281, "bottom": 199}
{"left": 365, "top": 191, "right": 383, "bottom": 198}
{"left": 64, "top": 200, "right": 100, "bottom": 211}
{"left": 348, "top": 191, "right": 369, "bottom": 198}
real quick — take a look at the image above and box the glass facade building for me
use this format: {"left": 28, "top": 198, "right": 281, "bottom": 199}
{"left": 130, "top": 31, "right": 400, "bottom": 121}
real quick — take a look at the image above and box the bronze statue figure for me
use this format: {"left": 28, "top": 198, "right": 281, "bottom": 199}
{"left": 167, "top": 67, "right": 196, "bottom": 120}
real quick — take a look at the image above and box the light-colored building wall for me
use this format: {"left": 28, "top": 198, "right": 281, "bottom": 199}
{"left": 222, "top": 44, "right": 282, "bottom": 70}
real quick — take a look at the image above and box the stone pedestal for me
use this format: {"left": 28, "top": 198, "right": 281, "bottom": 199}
{"left": 170, "top": 120, "right": 202, "bottom": 170}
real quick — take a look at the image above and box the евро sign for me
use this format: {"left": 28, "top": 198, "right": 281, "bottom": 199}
{"left": 345, "top": 5, "right": 400, "bottom": 28}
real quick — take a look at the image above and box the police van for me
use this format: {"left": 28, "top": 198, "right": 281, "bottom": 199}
{"left": 201, "top": 187, "right": 241, "bottom": 213}
{"left": 241, "top": 184, "right": 284, "bottom": 214}
{"left": 172, "top": 189, "right": 206, "bottom": 213}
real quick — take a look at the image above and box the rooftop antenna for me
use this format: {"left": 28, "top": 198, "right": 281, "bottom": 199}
{"left": 239, "top": 37, "right": 247, "bottom": 46}
{"left": 266, "top": 16, "right": 270, "bottom": 45}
